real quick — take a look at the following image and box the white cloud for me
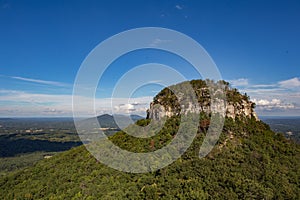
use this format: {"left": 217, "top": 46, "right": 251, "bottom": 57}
{"left": 114, "top": 103, "right": 137, "bottom": 114}
{"left": 11, "top": 76, "right": 69, "bottom": 87}
{"left": 228, "top": 78, "right": 249, "bottom": 87}
{"left": 0, "top": 90, "right": 72, "bottom": 104}
{"left": 149, "top": 39, "right": 172, "bottom": 47}
{"left": 249, "top": 84, "right": 277, "bottom": 88}
{"left": 110, "top": 96, "right": 152, "bottom": 115}
{"left": 2, "top": 76, "right": 299, "bottom": 117}
{"left": 175, "top": 5, "right": 183, "bottom": 10}
{"left": 0, "top": 90, "right": 152, "bottom": 117}
{"left": 116, "top": 104, "right": 134, "bottom": 110}
{"left": 253, "top": 98, "right": 295, "bottom": 110}
{"left": 278, "top": 77, "right": 300, "bottom": 88}
{"left": 228, "top": 77, "right": 300, "bottom": 116}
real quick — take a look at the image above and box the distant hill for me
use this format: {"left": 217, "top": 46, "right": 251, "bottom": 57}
{"left": 262, "top": 117, "right": 300, "bottom": 143}
{"left": 81, "top": 114, "right": 144, "bottom": 129}
{"left": 0, "top": 118, "right": 14, "bottom": 121}
{"left": 0, "top": 80, "right": 299, "bottom": 199}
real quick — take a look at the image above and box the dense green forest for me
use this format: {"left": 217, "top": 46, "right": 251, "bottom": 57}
{"left": 0, "top": 80, "right": 299, "bottom": 199}
{"left": 1, "top": 117, "right": 299, "bottom": 199}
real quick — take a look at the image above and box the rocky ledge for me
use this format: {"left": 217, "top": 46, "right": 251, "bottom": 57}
{"left": 146, "top": 79, "right": 258, "bottom": 121}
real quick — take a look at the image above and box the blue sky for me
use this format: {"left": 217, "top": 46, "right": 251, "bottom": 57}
{"left": 0, "top": 0, "right": 300, "bottom": 117}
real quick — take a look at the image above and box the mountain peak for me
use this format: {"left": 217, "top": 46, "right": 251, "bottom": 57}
{"left": 147, "top": 79, "right": 258, "bottom": 121}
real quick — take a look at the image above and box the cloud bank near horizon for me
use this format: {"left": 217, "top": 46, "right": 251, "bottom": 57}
{"left": 0, "top": 76, "right": 299, "bottom": 117}
{"left": 228, "top": 77, "right": 300, "bottom": 116}
{"left": 0, "top": 89, "right": 152, "bottom": 117}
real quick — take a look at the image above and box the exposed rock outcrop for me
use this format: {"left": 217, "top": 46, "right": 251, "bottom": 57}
{"left": 146, "top": 80, "right": 258, "bottom": 121}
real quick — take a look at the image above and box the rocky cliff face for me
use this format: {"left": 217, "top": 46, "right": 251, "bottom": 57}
{"left": 146, "top": 80, "right": 258, "bottom": 121}
{"left": 225, "top": 100, "right": 258, "bottom": 120}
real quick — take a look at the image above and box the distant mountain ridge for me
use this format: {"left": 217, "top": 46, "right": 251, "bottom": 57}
{"left": 82, "top": 114, "right": 144, "bottom": 129}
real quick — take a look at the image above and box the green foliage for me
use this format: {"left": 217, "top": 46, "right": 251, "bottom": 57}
{"left": 0, "top": 152, "right": 58, "bottom": 177}
{"left": 0, "top": 116, "right": 299, "bottom": 199}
